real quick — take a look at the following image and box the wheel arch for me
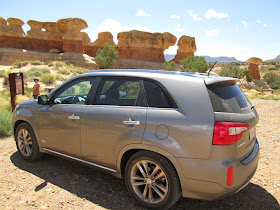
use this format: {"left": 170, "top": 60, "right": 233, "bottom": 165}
{"left": 117, "top": 144, "right": 184, "bottom": 185}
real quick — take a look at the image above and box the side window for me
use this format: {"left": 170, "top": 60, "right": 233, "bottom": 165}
{"left": 53, "top": 77, "right": 95, "bottom": 105}
{"left": 94, "top": 78, "right": 141, "bottom": 106}
{"left": 143, "top": 80, "right": 175, "bottom": 108}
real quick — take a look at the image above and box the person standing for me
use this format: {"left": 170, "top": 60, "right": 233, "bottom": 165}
{"left": 33, "top": 78, "right": 40, "bottom": 99}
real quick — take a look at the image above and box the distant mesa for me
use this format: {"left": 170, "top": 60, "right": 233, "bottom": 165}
{"left": 0, "top": 16, "right": 197, "bottom": 63}
{"left": 265, "top": 54, "right": 280, "bottom": 62}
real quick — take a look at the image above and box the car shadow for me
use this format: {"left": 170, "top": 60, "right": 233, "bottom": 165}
{"left": 10, "top": 152, "right": 279, "bottom": 210}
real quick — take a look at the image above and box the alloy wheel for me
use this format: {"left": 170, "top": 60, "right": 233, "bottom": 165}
{"left": 17, "top": 128, "right": 33, "bottom": 157}
{"left": 130, "top": 160, "right": 168, "bottom": 204}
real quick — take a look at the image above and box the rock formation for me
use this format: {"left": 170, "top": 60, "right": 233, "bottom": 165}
{"left": 0, "top": 16, "right": 197, "bottom": 64}
{"left": 84, "top": 32, "right": 115, "bottom": 57}
{"left": 172, "top": 35, "right": 196, "bottom": 63}
{"left": 27, "top": 20, "right": 62, "bottom": 40}
{"left": 117, "top": 30, "right": 177, "bottom": 62}
{"left": 248, "top": 57, "right": 262, "bottom": 80}
{"left": 3, "top": 17, "right": 26, "bottom": 37}
{"left": 57, "top": 18, "right": 88, "bottom": 53}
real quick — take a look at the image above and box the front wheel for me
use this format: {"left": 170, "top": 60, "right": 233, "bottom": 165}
{"left": 15, "top": 122, "right": 43, "bottom": 161}
{"left": 125, "top": 151, "right": 181, "bottom": 209}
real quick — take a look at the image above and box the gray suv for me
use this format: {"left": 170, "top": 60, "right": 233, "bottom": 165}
{"left": 13, "top": 69, "right": 259, "bottom": 209}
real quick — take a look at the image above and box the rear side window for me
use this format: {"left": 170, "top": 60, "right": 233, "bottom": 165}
{"left": 143, "top": 80, "right": 175, "bottom": 108}
{"left": 207, "top": 84, "right": 251, "bottom": 113}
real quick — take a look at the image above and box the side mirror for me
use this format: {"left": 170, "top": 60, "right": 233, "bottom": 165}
{"left": 119, "top": 90, "right": 127, "bottom": 98}
{"left": 37, "top": 95, "right": 49, "bottom": 105}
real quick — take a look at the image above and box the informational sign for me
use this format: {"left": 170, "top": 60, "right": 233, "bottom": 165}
{"left": 15, "top": 75, "right": 23, "bottom": 95}
{"left": 9, "top": 73, "right": 24, "bottom": 110}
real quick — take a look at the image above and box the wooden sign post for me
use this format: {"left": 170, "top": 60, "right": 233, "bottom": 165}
{"left": 9, "top": 73, "right": 24, "bottom": 110}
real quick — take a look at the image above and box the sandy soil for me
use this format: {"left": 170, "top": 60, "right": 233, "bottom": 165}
{"left": 0, "top": 99, "right": 279, "bottom": 209}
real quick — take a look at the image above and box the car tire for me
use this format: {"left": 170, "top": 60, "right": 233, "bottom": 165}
{"left": 125, "top": 151, "right": 181, "bottom": 209}
{"left": 15, "top": 122, "right": 43, "bottom": 161}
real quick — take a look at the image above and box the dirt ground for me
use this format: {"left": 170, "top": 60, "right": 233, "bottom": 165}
{"left": 0, "top": 99, "right": 279, "bottom": 209}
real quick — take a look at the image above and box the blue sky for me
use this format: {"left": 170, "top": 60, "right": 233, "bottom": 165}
{"left": 1, "top": 0, "right": 279, "bottom": 61}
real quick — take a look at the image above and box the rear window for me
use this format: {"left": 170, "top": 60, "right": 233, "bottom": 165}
{"left": 207, "top": 84, "right": 251, "bottom": 113}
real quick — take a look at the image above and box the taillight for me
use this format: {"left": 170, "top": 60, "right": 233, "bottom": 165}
{"left": 213, "top": 122, "right": 249, "bottom": 145}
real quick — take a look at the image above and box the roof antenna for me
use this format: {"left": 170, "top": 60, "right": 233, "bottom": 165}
{"left": 208, "top": 61, "right": 217, "bottom": 77}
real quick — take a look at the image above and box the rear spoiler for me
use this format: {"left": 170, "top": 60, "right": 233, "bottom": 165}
{"left": 204, "top": 77, "right": 239, "bottom": 86}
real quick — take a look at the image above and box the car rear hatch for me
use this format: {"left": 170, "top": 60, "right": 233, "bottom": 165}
{"left": 204, "top": 77, "right": 259, "bottom": 160}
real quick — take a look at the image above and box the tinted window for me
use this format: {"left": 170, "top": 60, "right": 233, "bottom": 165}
{"left": 53, "top": 77, "right": 94, "bottom": 105}
{"left": 144, "top": 80, "right": 175, "bottom": 108}
{"left": 207, "top": 84, "right": 251, "bottom": 113}
{"left": 94, "top": 78, "right": 140, "bottom": 106}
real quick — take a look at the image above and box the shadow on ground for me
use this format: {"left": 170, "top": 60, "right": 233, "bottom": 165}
{"left": 10, "top": 152, "right": 279, "bottom": 210}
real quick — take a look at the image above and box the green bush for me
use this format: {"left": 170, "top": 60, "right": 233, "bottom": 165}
{"left": 179, "top": 56, "right": 207, "bottom": 73}
{"left": 41, "top": 73, "right": 56, "bottom": 85}
{"left": 263, "top": 72, "right": 280, "bottom": 89}
{"left": 30, "top": 60, "right": 45, "bottom": 65}
{"left": 58, "top": 68, "right": 71, "bottom": 75}
{"left": 164, "top": 61, "right": 176, "bottom": 71}
{"left": 54, "top": 61, "right": 66, "bottom": 69}
{"left": 95, "top": 43, "right": 119, "bottom": 69}
{"left": 13, "top": 60, "right": 29, "bottom": 68}
{"left": 219, "top": 64, "right": 249, "bottom": 79}
{"left": 0, "top": 109, "right": 13, "bottom": 138}
{"left": 24, "top": 67, "right": 50, "bottom": 82}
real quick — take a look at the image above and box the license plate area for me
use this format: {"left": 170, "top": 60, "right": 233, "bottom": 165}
{"left": 250, "top": 127, "right": 256, "bottom": 141}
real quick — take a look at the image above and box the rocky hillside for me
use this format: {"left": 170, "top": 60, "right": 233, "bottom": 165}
{"left": 164, "top": 54, "right": 242, "bottom": 63}
{"left": 265, "top": 54, "right": 280, "bottom": 62}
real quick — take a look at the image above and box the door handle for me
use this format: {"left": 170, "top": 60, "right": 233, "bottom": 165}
{"left": 68, "top": 114, "right": 80, "bottom": 120}
{"left": 123, "top": 118, "right": 140, "bottom": 126}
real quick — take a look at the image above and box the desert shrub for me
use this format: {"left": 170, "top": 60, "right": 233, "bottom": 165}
{"left": 0, "top": 109, "right": 13, "bottom": 138}
{"left": 58, "top": 68, "right": 71, "bottom": 75}
{"left": 263, "top": 72, "right": 280, "bottom": 89}
{"left": 41, "top": 73, "right": 56, "bottom": 85}
{"left": 95, "top": 43, "right": 119, "bottom": 69}
{"left": 24, "top": 67, "right": 50, "bottom": 82}
{"left": 30, "top": 60, "right": 44, "bottom": 65}
{"left": 72, "top": 67, "right": 88, "bottom": 74}
{"left": 164, "top": 61, "right": 176, "bottom": 71}
{"left": 0, "top": 70, "right": 11, "bottom": 85}
{"left": 55, "top": 74, "right": 63, "bottom": 81}
{"left": 47, "top": 61, "right": 54, "bottom": 67}
{"left": 246, "top": 75, "right": 253, "bottom": 82}
{"left": 13, "top": 60, "right": 29, "bottom": 68}
{"left": 179, "top": 56, "right": 207, "bottom": 73}
{"left": 54, "top": 61, "right": 66, "bottom": 69}
{"left": 219, "top": 64, "right": 249, "bottom": 79}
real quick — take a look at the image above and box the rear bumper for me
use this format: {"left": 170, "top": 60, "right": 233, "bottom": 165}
{"left": 177, "top": 140, "right": 260, "bottom": 200}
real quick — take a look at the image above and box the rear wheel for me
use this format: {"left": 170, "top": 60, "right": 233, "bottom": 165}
{"left": 125, "top": 151, "right": 181, "bottom": 209}
{"left": 15, "top": 122, "right": 43, "bottom": 161}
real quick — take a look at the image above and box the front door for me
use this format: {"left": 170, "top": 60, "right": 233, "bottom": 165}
{"left": 81, "top": 77, "right": 147, "bottom": 169}
{"left": 38, "top": 77, "right": 95, "bottom": 156}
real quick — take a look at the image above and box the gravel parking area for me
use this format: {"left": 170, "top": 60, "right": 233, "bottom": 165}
{"left": 0, "top": 99, "right": 279, "bottom": 209}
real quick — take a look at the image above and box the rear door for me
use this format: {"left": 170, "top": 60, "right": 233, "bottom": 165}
{"left": 207, "top": 82, "right": 259, "bottom": 159}
{"left": 81, "top": 77, "right": 147, "bottom": 169}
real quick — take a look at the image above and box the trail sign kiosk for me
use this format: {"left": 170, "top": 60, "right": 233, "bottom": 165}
{"left": 9, "top": 73, "right": 24, "bottom": 110}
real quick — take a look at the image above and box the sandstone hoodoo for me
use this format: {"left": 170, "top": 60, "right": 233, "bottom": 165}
{"left": 57, "top": 17, "right": 88, "bottom": 53}
{"left": 5, "top": 17, "right": 25, "bottom": 37}
{"left": 83, "top": 32, "right": 115, "bottom": 57}
{"left": 117, "top": 30, "right": 177, "bottom": 62}
{"left": 172, "top": 35, "right": 196, "bottom": 63}
{"left": 27, "top": 20, "right": 62, "bottom": 40}
{"left": 248, "top": 57, "right": 263, "bottom": 80}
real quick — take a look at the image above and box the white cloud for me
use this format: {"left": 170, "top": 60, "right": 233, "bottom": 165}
{"left": 241, "top": 20, "right": 248, "bottom": 28}
{"left": 187, "top": 10, "right": 202, "bottom": 21}
{"left": 169, "top": 14, "right": 180, "bottom": 19}
{"left": 257, "top": 19, "right": 268, "bottom": 27}
{"left": 124, "top": 25, "right": 150, "bottom": 32}
{"left": 205, "top": 9, "right": 228, "bottom": 19}
{"left": 176, "top": 27, "right": 184, "bottom": 32}
{"left": 136, "top": 9, "right": 151, "bottom": 17}
{"left": 164, "top": 45, "right": 178, "bottom": 55}
{"left": 206, "top": 29, "right": 218, "bottom": 37}
{"left": 90, "top": 19, "right": 151, "bottom": 44}
{"left": 90, "top": 19, "right": 122, "bottom": 43}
